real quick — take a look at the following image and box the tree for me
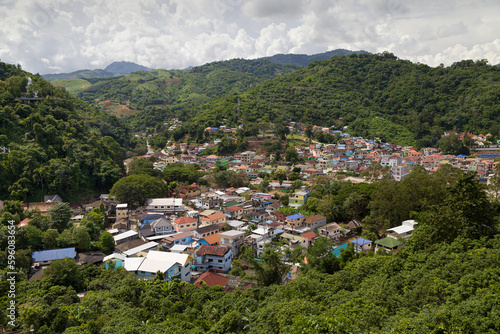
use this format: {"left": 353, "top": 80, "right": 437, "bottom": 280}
{"left": 285, "top": 147, "right": 299, "bottom": 163}
{"left": 73, "top": 226, "right": 91, "bottom": 252}
{"left": 245, "top": 246, "right": 291, "bottom": 286}
{"left": 48, "top": 203, "right": 72, "bottom": 233}
{"left": 43, "top": 229, "right": 59, "bottom": 249}
{"left": 99, "top": 231, "right": 115, "bottom": 254}
{"left": 436, "top": 133, "right": 470, "bottom": 155}
{"left": 110, "top": 174, "right": 167, "bottom": 209}
{"left": 44, "top": 258, "right": 83, "bottom": 290}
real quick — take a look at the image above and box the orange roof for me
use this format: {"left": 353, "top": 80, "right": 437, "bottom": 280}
{"left": 195, "top": 271, "right": 230, "bottom": 288}
{"left": 202, "top": 212, "right": 226, "bottom": 222}
{"left": 17, "top": 218, "right": 30, "bottom": 228}
{"left": 227, "top": 206, "right": 243, "bottom": 211}
{"left": 301, "top": 231, "right": 317, "bottom": 241}
{"left": 205, "top": 155, "right": 219, "bottom": 159}
{"left": 202, "top": 233, "right": 221, "bottom": 245}
{"left": 175, "top": 216, "right": 197, "bottom": 225}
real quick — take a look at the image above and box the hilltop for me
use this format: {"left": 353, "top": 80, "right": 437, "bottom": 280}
{"left": 185, "top": 53, "right": 500, "bottom": 147}
{"left": 0, "top": 62, "right": 134, "bottom": 202}
{"left": 261, "top": 48, "right": 370, "bottom": 67}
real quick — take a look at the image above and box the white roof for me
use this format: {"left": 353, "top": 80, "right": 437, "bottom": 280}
{"left": 253, "top": 226, "right": 271, "bottom": 235}
{"left": 124, "top": 257, "right": 145, "bottom": 271}
{"left": 147, "top": 250, "right": 191, "bottom": 266}
{"left": 107, "top": 228, "right": 119, "bottom": 235}
{"left": 387, "top": 225, "right": 415, "bottom": 235}
{"left": 170, "top": 245, "right": 188, "bottom": 253}
{"left": 113, "top": 230, "right": 138, "bottom": 242}
{"left": 103, "top": 253, "right": 126, "bottom": 262}
{"left": 123, "top": 241, "right": 159, "bottom": 257}
{"left": 219, "top": 230, "right": 246, "bottom": 237}
{"left": 137, "top": 258, "right": 177, "bottom": 274}
{"left": 116, "top": 203, "right": 128, "bottom": 209}
{"left": 146, "top": 235, "right": 171, "bottom": 241}
{"left": 145, "top": 198, "right": 183, "bottom": 206}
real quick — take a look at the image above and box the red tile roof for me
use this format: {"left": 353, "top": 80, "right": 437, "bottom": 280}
{"left": 202, "top": 233, "right": 221, "bottom": 245}
{"left": 175, "top": 217, "right": 197, "bottom": 225}
{"left": 197, "top": 245, "right": 230, "bottom": 257}
{"left": 195, "top": 271, "right": 230, "bottom": 288}
{"left": 301, "top": 231, "right": 318, "bottom": 241}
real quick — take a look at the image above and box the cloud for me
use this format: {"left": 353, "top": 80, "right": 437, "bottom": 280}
{"left": 0, "top": 0, "right": 499, "bottom": 73}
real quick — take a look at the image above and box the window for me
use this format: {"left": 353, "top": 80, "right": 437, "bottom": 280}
{"left": 218, "top": 260, "right": 222, "bottom": 263}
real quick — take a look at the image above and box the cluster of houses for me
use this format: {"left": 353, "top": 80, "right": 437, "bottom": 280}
{"left": 133, "top": 123, "right": 500, "bottom": 186}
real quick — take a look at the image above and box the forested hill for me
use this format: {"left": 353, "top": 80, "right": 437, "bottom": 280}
{"left": 261, "top": 48, "right": 370, "bottom": 67}
{"left": 187, "top": 53, "right": 500, "bottom": 147}
{"left": 73, "top": 59, "right": 300, "bottom": 128}
{"left": 0, "top": 62, "right": 133, "bottom": 202}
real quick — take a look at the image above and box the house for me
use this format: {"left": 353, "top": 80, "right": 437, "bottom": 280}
{"left": 44, "top": 194, "right": 63, "bottom": 203}
{"left": 116, "top": 203, "right": 129, "bottom": 220}
{"left": 392, "top": 164, "right": 410, "bottom": 181}
{"left": 304, "top": 215, "right": 327, "bottom": 230}
{"left": 194, "top": 271, "right": 230, "bottom": 289}
{"left": 75, "top": 251, "right": 108, "bottom": 265}
{"left": 139, "top": 214, "right": 165, "bottom": 228}
{"left": 161, "top": 232, "right": 194, "bottom": 248}
{"left": 200, "top": 212, "right": 227, "bottom": 226}
{"left": 193, "top": 224, "right": 220, "bottom": 239}
{"left": 219, "top": 230, "right": 246, "bottom": 258}
{"left": 350, "top": 238, "right": 372, "bottom": 253}
{"left": 284, "top": 214, "right": 305, "bottom": 231}
{"left": 225, "top": 206, "right": 244, "bottom": 217}
{"left": 318, "top": 223, "right": 342, "bottom": 241}
{"left": 289, "top": 189, "right": 309, "bottom": 208}
{"left": 172, "top": 216, "right": 198, "bottom": 232}
{"left": 386, "top": 220, "right": 418, "bottom": 239}
{"left": 281, "top": 233, "right": 309, "bottom": 248}
{"left": 301, "top": 231, "right": 319, "bottom": 245}
{"left": 374, "top": 237, "right": 403, "bottom": 253}
{"left": 347, "top": 220, "right": 362, "bottom": 234}
{"left": 198, "top": 233, "right": 221, "bottom": 247}
{"left": 195, "top": 245, "right": 232, "bottom": 273}
{"left": 120, "top": 251, "right": 193, "bottom": 282}
{"left": 140, "top": 217, "right": 174, "bottom": 237}
{"left": 145, "top": 198, "right": 185, "bottom": 213}
{"left": 123, "top": 241, "right": 159, "bottom": 257}
{"left": 113, "top": 230, "right": 139, "bottom": 245}
{"left": 32, "top": 247, "right": 76, "bottom": 266}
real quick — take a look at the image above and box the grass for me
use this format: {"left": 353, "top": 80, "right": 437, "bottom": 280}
{"left": 51, "top": 79, "right": 91, "bottom": 95}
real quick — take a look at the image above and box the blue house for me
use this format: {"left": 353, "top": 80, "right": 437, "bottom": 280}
{"left": 195, "top": 245, "right": 232, "bottom": 273}
{"left": 139, "top": 214, "right": 165, "bottom": 228}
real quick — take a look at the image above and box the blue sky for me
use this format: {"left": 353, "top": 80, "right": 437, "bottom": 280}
{"left": 1, "top": 0, "right": 499, "bottom": 74}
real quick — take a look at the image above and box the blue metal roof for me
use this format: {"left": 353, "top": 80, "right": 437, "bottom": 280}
{"left": 32, "top": 247, "right": 76, "bottom": 262}
{"left": 287, "top": 214, "right": 304, "bottom": 220}
{"left": 350, "top": 238, "right": 372, "bottom": 246}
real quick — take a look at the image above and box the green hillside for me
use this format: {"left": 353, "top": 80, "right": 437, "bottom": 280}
{"left": 75, "top": 58, "right": 300, "bottom": 128}
{"left": 186, "top": 53, "right": 500, "bottom": 147}
{"left": 261, "top": 48, "right": 370, "bottom": 67}
{"left": 42, "top": 69, "right": 118, "bottom": 81}
{"left": 50, "top": 78, "right": 92, "bottom": 95}
{"left": 0, "top": 62, "right": 133, "bottom": 202}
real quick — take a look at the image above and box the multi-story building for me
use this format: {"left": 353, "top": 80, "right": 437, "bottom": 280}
{"left": 195, "top": 245, "right": 232, "bottom": 273}
{"left": 219, "top": 230, "right": 246, "bottom": 258}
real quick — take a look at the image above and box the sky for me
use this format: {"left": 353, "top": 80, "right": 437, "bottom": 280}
{"left": 0, "top": 0, "right": 499, "bottom": 74}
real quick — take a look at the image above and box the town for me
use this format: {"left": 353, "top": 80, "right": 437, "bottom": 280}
{"left": 14, "top": 120, "right": 500, "bottom": 291}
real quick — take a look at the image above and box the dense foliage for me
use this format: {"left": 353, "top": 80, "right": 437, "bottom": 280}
{"left": 184, "top": 53, "right": 500, "bottom": 147}
{"left": 1, "top": 166, "right": 500, "bottom": 333}
{"left": 73, "top": 59, "right": 300, "bottom": 131}
{"left": 0, "top": 62, "right": 132, "bottom": 202}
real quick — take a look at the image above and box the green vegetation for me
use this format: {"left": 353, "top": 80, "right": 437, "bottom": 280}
{"left": 50, "top": 78, "right": 92, "bottom": 95}
{"left": 0, "top": 62, "right": 133, "bottom": 202}
{"left": 186, "top": 53, "right": 500, "bottom": 147}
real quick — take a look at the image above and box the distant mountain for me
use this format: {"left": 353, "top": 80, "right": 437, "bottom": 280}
{"left": 261, "top": 49, "right": 371, "bottom": 67}
{"left": 42, "top": 69, "right": 117, "bottom": 81}
{"left": 104, "top": 61, "right": 152, "bottom": 74}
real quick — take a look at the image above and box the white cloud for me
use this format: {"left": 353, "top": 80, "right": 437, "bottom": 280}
{"left": 0, "top": 0, "right": 499, "bottom": 73}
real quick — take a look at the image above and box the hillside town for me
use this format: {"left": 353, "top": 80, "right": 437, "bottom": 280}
{"left": 16, "top": 121, "right": 500, "bottom": 290}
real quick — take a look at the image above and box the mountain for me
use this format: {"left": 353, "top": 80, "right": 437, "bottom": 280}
{"left": 75, "top": 58, "right": 300, "bottom": 123}
{"left": 0, "top": 61, "right": 133, "bottom": 202}
{"left": 186, "top": 53, "right": 500, "bottom": 147}
{"left": 261, "top": 49, "right": 371, "bottom": 67}
{"left": 104, "top": 61, "right": 152, "bottom": 74}
{"left": 41, "top": 69, "right": 117, "bottom": 81}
